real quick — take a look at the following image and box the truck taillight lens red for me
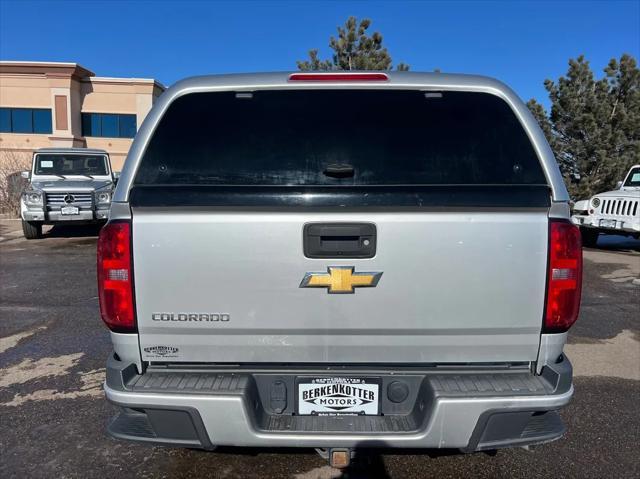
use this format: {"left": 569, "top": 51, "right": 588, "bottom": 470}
{"left": 544, "top": 220, "right": 583, "bottom": 333}
{"left": 97, "top": 221, "right": 136, "bottom": 333}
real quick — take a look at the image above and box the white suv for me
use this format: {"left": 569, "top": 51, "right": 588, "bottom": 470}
{"left": 572, "top": 165, "right": 640, "bottom": 247}
{"left": 20, "top": 148, "right": 116, "bottom": 239}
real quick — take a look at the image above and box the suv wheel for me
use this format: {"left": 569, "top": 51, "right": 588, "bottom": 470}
{"left": 580, "top": 227, "right": 599, "bottom": 248}
{"left": 22, "top": 220, "right": 43, "bottom": 239}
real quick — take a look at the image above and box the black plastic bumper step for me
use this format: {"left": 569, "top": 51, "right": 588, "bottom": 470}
{"left": 265, "top": 414, "right": 419, "bottom": 433}
{"left": 128, "top": 372, "right": 250, "bottom": 394}
{"left": 109, "top": 409, "right": 156, "bottom": 439}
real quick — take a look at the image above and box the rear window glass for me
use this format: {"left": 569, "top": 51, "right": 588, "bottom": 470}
{"left": 135, "top": 90, "right": 546, "bottom": 186}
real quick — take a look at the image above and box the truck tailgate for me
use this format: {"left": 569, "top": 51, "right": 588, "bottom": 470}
{"left": 133, "top": 209, "right": 548, "bottom": 363}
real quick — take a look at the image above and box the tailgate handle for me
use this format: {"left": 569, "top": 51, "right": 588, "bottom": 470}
{"left": 323, "top": 163, "right": 354, "bottom": 178}
{"left": 303, "top": 223, "right": 376, "bottom": 258}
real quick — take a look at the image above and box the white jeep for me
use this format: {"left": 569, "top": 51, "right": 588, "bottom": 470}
{"left": 572, "top": 165, "right": 640, "bottom": 247}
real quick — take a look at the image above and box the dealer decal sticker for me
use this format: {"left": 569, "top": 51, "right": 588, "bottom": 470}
{"left": 143, "top": 346, "right": 179, "bottom": 358}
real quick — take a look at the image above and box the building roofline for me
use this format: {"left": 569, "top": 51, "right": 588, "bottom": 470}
{"left": 85, "top": 76, "right": 166, "bottom": 90}
{"left": 0, "top": 61, "right": 94, "bottom": 78}
{"left": 0, "top": 60, "right": 165, "bottom": 89}
{"left": 1, "top": 61, "right": 87, "bottom": 67}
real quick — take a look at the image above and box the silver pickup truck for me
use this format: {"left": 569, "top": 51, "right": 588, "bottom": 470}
{"left": 100, "top": 72, "right": 582, "bottom": 467}
{"left": 21, "top": 148, "right": 116, "bottom": 239}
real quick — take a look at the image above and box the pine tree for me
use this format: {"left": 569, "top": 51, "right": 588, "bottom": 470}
{"left": 297, "top": 17, "right": 409, "bottom": 71}
{"left": 602, "top": 54, "right": 640, "bottom": 189}
{"left": 528, "top": 54, "right": 639, "bottom": 199}
{"left": 526, "top": 99, "right": 554, "bottom": 148}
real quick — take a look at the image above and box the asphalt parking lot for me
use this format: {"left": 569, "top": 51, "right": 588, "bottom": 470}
{"left": 0, "top": 219, "right": 638, "bottom": 479}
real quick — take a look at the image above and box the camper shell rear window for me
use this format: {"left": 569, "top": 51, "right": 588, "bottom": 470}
{"left": 134, "top": 90, "right": 547, "bottom": 187}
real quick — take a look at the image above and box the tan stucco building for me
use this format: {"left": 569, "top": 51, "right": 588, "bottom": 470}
{"left": 0, "top": 61, "right": 165, "bottom": 171}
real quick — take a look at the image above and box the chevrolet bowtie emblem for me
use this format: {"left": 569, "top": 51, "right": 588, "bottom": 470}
{"left": 300, "top": 267, "right": 382, "bottom": 294}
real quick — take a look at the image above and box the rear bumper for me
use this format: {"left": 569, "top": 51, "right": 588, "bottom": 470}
{"left": 104, "top": 355, "right": 573, "bottom": 451}
{"left": 22, "top": 209, "right": 109, "bottom": 222}
{"left": 572, "top": 214, "right": 640, "bottom": 234}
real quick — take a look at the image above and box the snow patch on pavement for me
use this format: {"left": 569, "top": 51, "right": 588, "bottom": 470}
{"left": 294, "top": 465, "right": 343, "bottom": 479}
{"left": 0, "top": 326, "right": 47, "bottom": 354}
{"left": 602, "top": 267, "right": 640, "bottom": 284}
{"left": 584, "top": 249, "right": 640, "bottom": 285}
{"left": 0, "top": 352, "right": 83, "bottom": 388}
{"left": 565, "top": 330, "right": 640, "bottom": 380}
{"left": 0, "top": 352, "right": 105, "bottom": 407}
{"left": 2, "top": 368, "right": 105, "bottom": 407}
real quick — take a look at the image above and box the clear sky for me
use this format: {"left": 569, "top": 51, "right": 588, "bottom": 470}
{"left": 1, "top": 0, "right": 638, "bottom": 107}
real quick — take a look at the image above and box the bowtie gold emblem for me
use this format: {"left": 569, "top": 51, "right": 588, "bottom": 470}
{"left": 300, "top": 267, "right": 382, "bottom": 294}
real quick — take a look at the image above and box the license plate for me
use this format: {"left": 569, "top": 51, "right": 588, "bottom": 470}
{"left": 297, "top": 377, "right": 380, "bottom": 416}
{"left": 599, "top": 219, "right": 617, "bottom": 229}
{"left": 61, "top": 206, "right": 79, "bottom": 215}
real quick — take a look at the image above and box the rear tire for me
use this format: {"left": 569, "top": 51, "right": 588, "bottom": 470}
{"left": 580, "top": 227, "right": 599, "bottom": 248}
{"left": 22, "top": 220, "right": 42, "bottom": 239}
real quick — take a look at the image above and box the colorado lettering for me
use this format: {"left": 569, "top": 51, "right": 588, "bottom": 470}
{"left": 152, "top": 313, "right": 230, "bottom": 322}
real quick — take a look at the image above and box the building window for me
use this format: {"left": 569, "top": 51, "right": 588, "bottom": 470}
{"left": 0, "top": 108, "right": 53, "bottom": 134}
{"left": 81, "top": 113, "right": 137, "bottom": 138}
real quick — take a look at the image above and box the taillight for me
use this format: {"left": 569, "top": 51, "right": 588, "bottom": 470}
{"left": 288, "top": 72, "right": 389, "bottom": 82}
{"left": 544, "top": 220, "right": 583, "bottom": 333}
{"left": 97, "top": 221, "right": 136, "bottom": 333}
